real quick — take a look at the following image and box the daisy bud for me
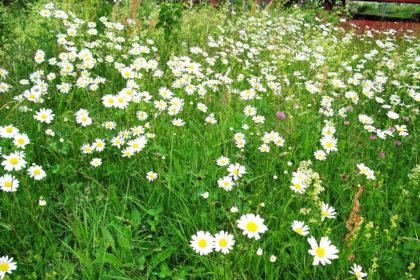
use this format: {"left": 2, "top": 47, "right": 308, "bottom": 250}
{"left": 230, "top": 206, "right": 238, "bottom": 213}
{"left": 39, "top": 197, "right": 47, "bottom": 206}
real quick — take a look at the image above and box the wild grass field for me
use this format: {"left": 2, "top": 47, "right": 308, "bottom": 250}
{"left": 0, "top": 1, "right": 419, "bottom": 279}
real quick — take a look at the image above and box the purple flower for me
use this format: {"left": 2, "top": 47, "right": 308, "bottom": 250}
{"left": 276, "top": 111, "right": 286, "bottom": 120}
{"left": 370, "top": 135, "right": 376, "bottom": 140}
{"left": 378, "top": 151, "right": 385, "bottom": 158}
{"left": 394, "top": 140, "right": 401, "bottom": 146}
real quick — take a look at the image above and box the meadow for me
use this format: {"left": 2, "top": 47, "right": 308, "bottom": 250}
{"left": 0, "top": 1, "right": 419, "bottom": 279}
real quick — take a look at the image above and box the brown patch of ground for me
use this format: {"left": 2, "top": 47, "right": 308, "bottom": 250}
{"left": 343, "top": 19, "right": 420, "bottom": 36}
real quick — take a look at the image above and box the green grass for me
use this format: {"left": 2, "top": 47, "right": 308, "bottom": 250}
{"left": 0, "top": 1, "right": 419, "bottom": 279}
{"left": 353, "top": 1, "right": 420, "bottom": 19}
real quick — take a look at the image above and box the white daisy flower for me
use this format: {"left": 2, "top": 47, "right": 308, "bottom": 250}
{"left": 190, "top": 231, "right": 214, "bottom": 255}
{"left": 237, "top": 213, "right": 268, "bottom": 240}
{"left": 214, "top": 231, "right": 235, "bottom": 254}
{"left": 307, "top": 236, "right": 339, "bottom": 265}
{"left": 291, "top": 220, "right": 310, "bottom": 236}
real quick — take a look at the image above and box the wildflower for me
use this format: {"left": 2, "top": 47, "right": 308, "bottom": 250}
{"left": 276, "top": 111, "right": 286, "bottom": 119}
{"left": 216, "top": 156, "right": 230, "bottom": 167}
{"left": 357, "top": 163, "right": 376, "bottom": 180}
{"left": 237, "top": 213, "right": 268, "bottom": 240}
{"left": 314, "top": 150, "right": 326, "bottom": 161}
{"left": 34, "top": 50, "right": 45, "bottom": 63}
{"left": 217, "top": 176, "right": 235, "bottom": 191}
{"left": 321, "top": 203, "right": 337, "bottom": 221}
{"left": 13, "top": 133, "right": 30, "bottom": 149}
{"left": 0, "top": 256, "right": 17, "bottom": 278}
{"left": 320, "top": 135, "right": 338, "bottom": 153}
{"left": 0, "top": 174, "right": 19, "bottom": 192}
{"left": 102, "top": 121, "right": 116, "bottom": 130}
{"left": 146, "top": 171, "right": 158, "bottom": 181}
{"left": 227, "top": 163, "right": 246, "bottom": 181}
{"left": 322, "top": 126, "right": 336, "bottom": 136}
{"left": 201, "top": 192, "right": 209, "bottom": 199}
{"left": 244, "top": 105, "right": 257, "bottom": 117}
{"left": 0, "top": 125, "right": 19, "bottom": 138}
{"left": 121, "top": 148, "right": 135, "bottom": 158}
{"left": 358, "top": 114, "right": 374, "bottom": 125}
{"left": 81, "top": 144, "right": 94, "bottom": 154}
{"left": 0, "top": 82, "right": 10, "bottom": 93}
{"left": 1, "top": 151, "right": 26, "bottom": 171}
{"left": 39, "top": 197, "right": 47, "bottom": 206}
{"left": 90, "top": 158, "right": 102, "bottom": 168}
{"left": 350, "top": 263, "right": 367, "bottom": 280}
{"left": 40, "top": 9, "right": 51, "bottom": 17}
{"left": 230, "top": 206, "right": 238, "bottom": 213}
{"left": 136, "top": 111, "right": 148, "bottom": 121}
{"left": 270, "top": 255, "right": 277, "bottom": 263}
{"left": 214, "top": 231, "right": 235, "bottom": 254}
{"left": 395, "top": 125, "right": 408, "bottom": 136}
{"left": 34, "top": 108, "right": 54, "bottom": 124}
{"left": 172, "top": 118, "right": 185, "bottom": 127}
{"left": 75, "top": 109, "right": 92, "bottom": 127}
{"left": 190, "top": 231, "right": 214, "bottom": 255}
{"left": 386, "top": 111, "right": 399, "bottom": 120}
{"left": 28, "top": 164, "right": 46, "bottom": 180}
{"left": 290, "top": 178, "right": 308, "bottom": 194}
{"left": 92, "top": 139, "right": 106, "bottom": 152}
{"left": 256, "top": 247, "right": 263, "bottom": 256}
{"left": 258, "top": 144, "right": 270, "bottom": 153}
{"left": 291, "top": 220, "right": 310, "bottom": 236}
{"left": 307, "top": 236, "right": 339, "bottom": 265}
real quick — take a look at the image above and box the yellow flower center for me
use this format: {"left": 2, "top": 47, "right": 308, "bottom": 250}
{"left": 295, "top": 228, "right": 303, "bottom": 234}
{"left": 6, "top": 127, "right": 13, "bottom": 133}
{"left": 294, "top": 183, "right": 301, "bottom": 189}
{"left": 0, "top": 262, "right": 10, "bottom": 272}
{"left": 132, "top": 143, "right": 139, "bottom": 149}
{"left": 41, "top": 114, "right": 47, "bottom": 120}
{"left": 4, "top": 181, "right": 12, "bottom": 188}
{"left": 315, "top": 247, "right": 325, "bottom": 257}
{"left": 246, "top": 221, "right": 258, "bottom": 233}
{"left": 326, "top": 142, "right": 333, "bottom": 148}
{"left": 34, "top": 169, "right": 42, "bottom": 175}
{"left": 322, "top": 211, "right": 329, "bottom": 217}
{"left": 17, "top": 138, "right": 25, "bottom": 145}
{"left": 219, "top": 239, "right": 228, "bottom": 248}
{"left": 223, "top": 182, "right": 229, "bottom": 187}
{"left": 198, "top": 239, "right": 207, "bottom": 248}
{"left": 9, "top": 158, "right": 18, "bottom": 165}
